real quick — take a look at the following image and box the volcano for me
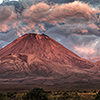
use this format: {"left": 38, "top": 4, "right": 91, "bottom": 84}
{"left": 0, "top": 33, "right": 98, "bottom": 88}
{"left": 0, "top": 33, "right": 94, "bottom": 68}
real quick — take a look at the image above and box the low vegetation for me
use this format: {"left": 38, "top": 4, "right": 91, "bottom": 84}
{"left": 0, "top": 88, "right": 100, "bottom": 100}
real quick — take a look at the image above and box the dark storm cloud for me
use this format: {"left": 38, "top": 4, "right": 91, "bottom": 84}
{"left": 20, "top": 0, "right": 75, "bottom": 6}
{"left": 47, "top": 0, "right": 74, "bottom": 3}
{"left": 80, "top": 0, "right": 100, "bottom": 5}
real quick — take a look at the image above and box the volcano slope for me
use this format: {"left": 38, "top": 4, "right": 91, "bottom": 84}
{"left": 0, "top": 33, "right": 99, "bottom": 89}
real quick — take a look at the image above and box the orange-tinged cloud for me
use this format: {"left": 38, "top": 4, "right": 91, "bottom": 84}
{"left": 74, "top": 46, "right": 96, "bottom": 55}
{"left": 23, "top": 1, "right": 98, "bottom": 23}
{"left": 0, "top": 1, "right": 98, "bottom": 35}
{"left": 22, "top": 1, "right": 98, "bottom": 31}
{"left": 0, "top": 6, "right": 18, "bottom": 32}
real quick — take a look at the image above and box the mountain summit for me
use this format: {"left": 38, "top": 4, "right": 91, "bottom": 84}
{"left": 0, "top": 33, "right": 94, "bottom": 68}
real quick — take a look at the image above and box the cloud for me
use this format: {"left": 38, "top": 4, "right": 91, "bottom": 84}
{"left": 0, "top": 1, "right": 98, "bottom": 34}
{"left": 20, "top": 0, "right": 47, "bottom": 7}
{"left": 22, "top": 1, "right": 98, "bottom": 25}
{"left": 80, "top": 0, "right": 100, "bottom": 5}
{"left": 72, "top": 36, "right": 100, "bottom": 62}
{"left": 0, "top": 5, "right": 18, "bottom": 32}
{"left": 45, "top": 23, "right": 100, "bottom": 37}
{"left": 0, "top": 1, "right": 97, "bottom": 37}
{"left": 46, "top": 31, "right": 100, "bottom": 62}
{"left": 0, "top": 1, "right": 100, "bottom": 61}
{"left": 45, "top": 23, "right": 100, "bottom": 62}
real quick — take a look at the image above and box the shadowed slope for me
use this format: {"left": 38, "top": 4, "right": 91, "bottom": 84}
{"left": 0, "top": 53, "right": 97, "bottom": 85}
{"left": 0, "top": 53, "right": 63, "bottom": 78}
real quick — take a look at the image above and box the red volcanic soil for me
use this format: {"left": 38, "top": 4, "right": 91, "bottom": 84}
{"left": 0, "top": 33, "right": 94, "bottom": 68}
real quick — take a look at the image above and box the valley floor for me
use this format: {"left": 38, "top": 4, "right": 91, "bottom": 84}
{"left": 0, "top": 82, "right": 100, "bottom": 93}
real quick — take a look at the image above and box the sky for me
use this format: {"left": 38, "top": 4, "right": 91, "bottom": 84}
{"left": 0, "top": 0, "right": 100, "bottom": 62}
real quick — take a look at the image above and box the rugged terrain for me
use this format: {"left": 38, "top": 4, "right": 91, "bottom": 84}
{"left": 0, "top": 33, "right": 100, "bottom": 89}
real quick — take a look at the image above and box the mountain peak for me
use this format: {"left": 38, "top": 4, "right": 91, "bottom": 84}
{"left": 23, "top": 33, "right": 47, "bottom": 37}
{"left": 21, "top": 33, "right": 49, "bottom": 40}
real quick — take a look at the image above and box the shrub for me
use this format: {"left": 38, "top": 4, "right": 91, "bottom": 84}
{"left": 83, "top": 91, "right": 88, "bottom": 93}
{"left": 73, "top": 92, "right": 81, "bottom": 100}
{"left": 0, "top": 93, "right": 5, "bottom": 100}
{"left": 95, "top": 91, "right": 100, "bottom": 100}
{"left": 93, "top": 90, "right": 97, "bottom": 93}
{"left": 63, "top": 91, "right": 71, "bottom": 98}
{"left": 22, "top": 88, "right": 48, "bottom": 100}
